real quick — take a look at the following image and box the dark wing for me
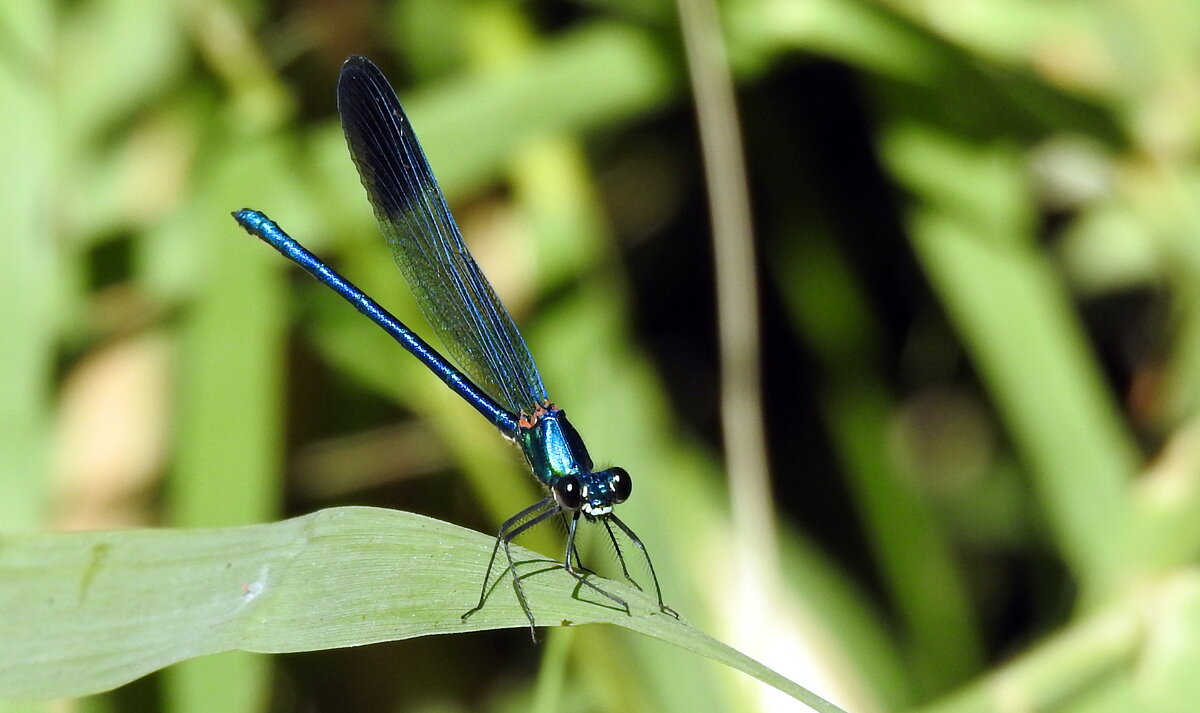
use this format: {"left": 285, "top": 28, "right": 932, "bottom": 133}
{"left": 337, "top": 55, "right": 547, "bottom": 416}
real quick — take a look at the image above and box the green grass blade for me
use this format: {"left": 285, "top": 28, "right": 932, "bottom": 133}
{"left": 880, "top": 127, "right": 1138, "bottom": 595}
{"left": 0, "top": 0, "right": 55, "bottom": 534}
{"left": 0, "top": 507, "right": 846, "bottom": 712}
{"left": 912, "top": 570, "right": 1200, "bottom": 713}
{"left": 161, "top": 146, "right": 287, "bottom": 713}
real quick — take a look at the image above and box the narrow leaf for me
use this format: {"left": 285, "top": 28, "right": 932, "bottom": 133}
{"left": 0, "top": 507, "right": 846, "bottom": 713}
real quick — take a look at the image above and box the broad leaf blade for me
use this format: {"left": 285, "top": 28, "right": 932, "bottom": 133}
{"left": 0, "top": 507, "right": 844, "bottom": 713}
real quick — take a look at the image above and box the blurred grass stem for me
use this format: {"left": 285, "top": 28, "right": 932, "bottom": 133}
{"left": 675, "top": 0, "right": 795, "bottom": 702}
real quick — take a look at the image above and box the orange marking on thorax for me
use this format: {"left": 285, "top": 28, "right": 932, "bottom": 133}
{"left": 518, "top": 401, "right": 556, "bottom": 429}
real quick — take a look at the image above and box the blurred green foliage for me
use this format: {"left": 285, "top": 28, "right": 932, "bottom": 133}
{"left": 3, "top": 0, "right": 1200, "bottom": 712}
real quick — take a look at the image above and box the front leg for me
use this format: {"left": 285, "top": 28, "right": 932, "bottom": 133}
{"left": 562, "top": 511, "right": 629, "bottom": 613}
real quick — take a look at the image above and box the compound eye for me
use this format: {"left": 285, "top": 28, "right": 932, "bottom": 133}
{"left": 610, "top": 467, "right": 632, "bottom": 504}
{"left": 553, "top": 475, "right": 583, "bottom": 511}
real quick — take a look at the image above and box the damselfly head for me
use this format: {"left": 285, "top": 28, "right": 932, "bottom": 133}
{"left": 552, "top": 467, "right": 632, "bottom": 518}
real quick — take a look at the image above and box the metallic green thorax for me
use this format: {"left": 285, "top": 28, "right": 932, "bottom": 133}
{"left": 520, "top": 407, "right": 593, "bottom": 485}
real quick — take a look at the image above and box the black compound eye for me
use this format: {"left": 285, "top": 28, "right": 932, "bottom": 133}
{"left": 553, "top": 475, "right": 583, "bottom": 511}
{"left": 609, "top": 467, "right": 632, "bottom": 504}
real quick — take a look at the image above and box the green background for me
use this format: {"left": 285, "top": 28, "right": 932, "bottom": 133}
{"left": 3, "top": 0, "right": 1200, "bottom": 712}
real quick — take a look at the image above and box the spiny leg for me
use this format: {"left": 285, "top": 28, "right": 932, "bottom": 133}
{"left": 559, "top": 511, "right": 595, "bottom": 575}
{"left": 563, "top": 511, "right": 628, "bottom": 612}
{"left": 500, "top": 505, "right": 564, "bottom": 641}
{"left": 462, "top": 497, "right": 556, "bottom": 624}
{"left": 601, "top": 517, "right": 642, "bottom": 591}
{"left": 608, "top": 513, "right": 679, "bottom": 619}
